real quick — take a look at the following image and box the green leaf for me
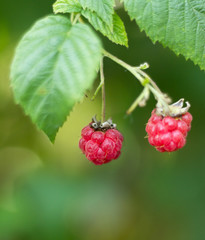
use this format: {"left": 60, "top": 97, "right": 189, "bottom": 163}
{"left": 10, "top": 15, "right": 102, "bottom": 142}
{"left": 53, "top": 0, "right": 82, "bottom": 14}
{"left": 82, "top": 10, "right": 128, "bottom": 47}
{"left": 52, "top": 0, "right": 127, "bottom": 46}
{"left": 78, "top": 0, "right": 115, "bottom": 27}
{"left": 124, "top": 0, "right": 205, "bottom": 70}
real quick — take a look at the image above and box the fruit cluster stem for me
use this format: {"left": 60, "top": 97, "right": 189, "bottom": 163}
{"left": 102, "top": 50, "right": 144, "bottom": 84}
{"left": 102, "top": 49, "right": 170, "bottom": 114}
{"left": 100, "top": 58, "right": 106, "bottom": 122}
{"left": 126, "top": 87, "right": 148, "bottom": 115}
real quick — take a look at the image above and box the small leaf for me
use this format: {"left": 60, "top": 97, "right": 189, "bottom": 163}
{"left": 124, "top": 0, "right": 205, "bottom": 70}
{"left": 82, "top": 10, "right": 128, "bottom": 47}
{"left": 53, "top": 0, "right": 82, "bottom": 14}
{"left": 78, "top": 0, "right": 115, "bottom": 27}
{"left": 10, "top": 15, "right": 102, "bottom": 142}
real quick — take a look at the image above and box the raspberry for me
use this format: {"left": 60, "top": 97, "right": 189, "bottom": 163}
{"left": 146, "top": 110, "right": 192, "bottom": 152}
{"left": 79, "top": 124, "right": 124, "bottom": 165}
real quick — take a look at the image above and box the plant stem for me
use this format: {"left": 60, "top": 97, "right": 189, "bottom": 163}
{"left": 102, "top": 49, "right": 170, "bottom": 113}
{"left": 148, "top": 85, "right": 170, "bottom": 113}
{"left": 70, "top": 13, "right": 74, "bottom": 23}
{"left": 127, "top": 87, "right": 147, "bottom": 115}
{"left": 136, "top": 68, "right": 163, "bottom": 95}
{"left": 100, "top": 58, "right": 106, "bottom": 122}
{"left": 72, "top": 13, "right": 81, "bottom": 25}
{"left": 102, "top": 50, "right": 144, "bottom": 84}
{"left": 91, "top": 82, "right": 103, "bottom": 101}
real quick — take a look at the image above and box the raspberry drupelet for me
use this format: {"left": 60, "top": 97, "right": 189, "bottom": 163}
{"left": 146, "top": 109, "right": 192, "bottom": 152}
{"left": 79, "top": 118, "right": 124, "bottom": 165}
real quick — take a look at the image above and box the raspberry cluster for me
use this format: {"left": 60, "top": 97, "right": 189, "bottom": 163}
{"left": 146, "top": 110, "right": 192, "bottom": 152}
{"left": 79, "top": 125, "right": 124, "bottom": 165}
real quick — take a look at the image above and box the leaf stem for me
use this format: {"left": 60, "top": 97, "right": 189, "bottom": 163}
{"left": 72, "top": 13, "right": 81, "bottom": 25}
{"left": 100, "top": 58, "right": 106, "bottom": 122}
{"left": 70, "top": 13, "right": 74, "bottom": 23}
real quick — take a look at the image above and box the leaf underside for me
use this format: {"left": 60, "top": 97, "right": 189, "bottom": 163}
{"left": 10, "top": 15, "right": 102, "bottom": 142}
{"left": 124, "top": 0, "right": 205, "bottom": 70}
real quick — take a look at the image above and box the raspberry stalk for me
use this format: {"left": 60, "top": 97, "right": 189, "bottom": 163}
{"left": 102, "top": 49, "right": 173, "bottom": 115}
{"left": 102, "top": 50, "right": 193, "bottom": 152}
{"left": 100, "top": 58, "right": 106, "bottom": 122}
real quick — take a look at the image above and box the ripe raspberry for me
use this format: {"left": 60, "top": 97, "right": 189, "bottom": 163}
{"left": 146, "top": 110, "right": 192, "bottom": 152}
{"left": 79, "top": 122, "right": 124, "bottom": 165}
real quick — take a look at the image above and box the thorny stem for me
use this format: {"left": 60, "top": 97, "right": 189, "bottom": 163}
{"left": 100, "top": 58, "right": 106, "bottom": 122}
{"left": 102, "top": 49, "right": 170, "bottom": 114}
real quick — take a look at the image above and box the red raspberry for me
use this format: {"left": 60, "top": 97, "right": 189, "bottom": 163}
{"left": 146, "top": 110, "right": 192, "bottom": 152}
{"left": 79, "top": 126, "right": 124, "bottom": 165}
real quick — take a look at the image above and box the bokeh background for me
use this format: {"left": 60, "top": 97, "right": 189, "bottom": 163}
{"left": 0, "top": 1, "right": 205, "bottom": 239}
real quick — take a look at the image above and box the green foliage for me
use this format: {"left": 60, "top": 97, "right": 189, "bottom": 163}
{"left": 10, "top": 0, "right": 205, "bottom": 142}
{"left": 53, "top": 0, "right": 82, "bottom": 13}
{"left": 123, "top": 0, "right": 205, "bottom": 70}
{"left": 82, "top": 10, "right": 128, "bottom": 47}
{"left": 53, "top": 0, "right": 128, "bottom": 46}
{"left": 10, "top": 15, "right": 102, "bottom": 142}
{"left": 78, "top": 0, "right": 115, "bottom": 27}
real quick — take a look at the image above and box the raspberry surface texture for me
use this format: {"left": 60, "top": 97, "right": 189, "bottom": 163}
{"left": 146, "top": 110, "right": 192, "bottom": 152}
{"left": 79, "top": 125, "right": 124, "bottom": 165}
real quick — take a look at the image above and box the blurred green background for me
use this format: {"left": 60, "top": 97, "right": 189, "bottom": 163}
{"left": 0, "top": 1, "right": 205, "bottom": 240}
